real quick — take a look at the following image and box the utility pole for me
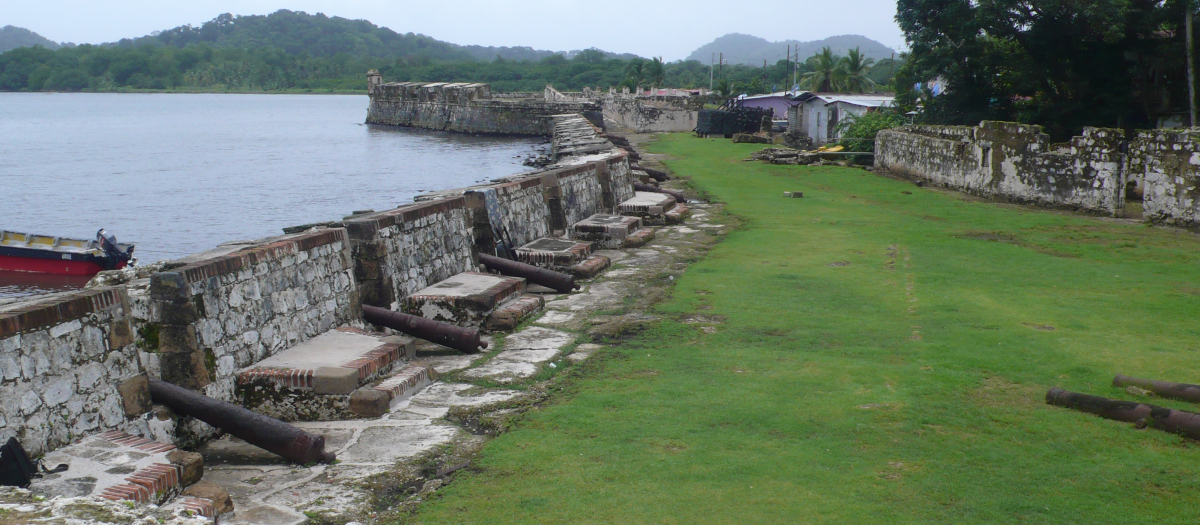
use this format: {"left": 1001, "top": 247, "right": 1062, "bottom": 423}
{"left": 793, "top": 48, "right": 799, "bottom": 90}
{"left": 1189, "top": 0, "right": 1197, "bottom": 126}
{"left": 787, "top": 45, "right": 791, "bottom": 92}
{"left": 888, "top": 52, "right": 895, "bottom": 91}
{"left": 700, "top": 52, "right": 710, "bottom": 89}
{"left": 719, "top": 52, "right": 723, "bottom": 79}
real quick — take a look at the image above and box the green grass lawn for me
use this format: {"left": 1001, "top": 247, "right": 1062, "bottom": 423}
{"left": 412, "top": 134, "right": 1200, "bottom": 523}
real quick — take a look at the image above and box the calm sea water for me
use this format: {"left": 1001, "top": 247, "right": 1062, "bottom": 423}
{"left": 0, "top": 93, "right": 543, "bottom": 299}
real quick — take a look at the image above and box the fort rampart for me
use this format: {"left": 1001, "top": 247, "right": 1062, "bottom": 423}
{"left": 875, "top": 122, "right": 1126, "bottom": 216}
{"left": 0, "top": 94, "right": 630, "bottom": 456}
{"left": 365, "top": 73, "right": 603, "bottom": 135}
{"left": 877, "top": 122, "right": 1200, "bottom": 226}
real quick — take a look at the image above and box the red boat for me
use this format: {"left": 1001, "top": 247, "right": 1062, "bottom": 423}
{"left": 0, "top": 229, "right": 135, "bottom": 276}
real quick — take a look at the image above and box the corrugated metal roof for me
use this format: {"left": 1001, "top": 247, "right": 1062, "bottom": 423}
{"left": 794, "top": 92, "right": 895, "bottom": 107}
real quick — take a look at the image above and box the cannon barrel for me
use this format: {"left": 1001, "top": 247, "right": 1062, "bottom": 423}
{"left": 634, "top": 183, "right": 688, "bottom": 204}
{"left": 635, "top": 166, "right": 670, "bottom": 182}
{"left": 362, "top": 305, "right": 486, "bottom": 354}
{"left": 1113, "top": 374, "right": 1200, "bottom": 403}
{"left": 149, "top": 380, "right": 336, "bottom": 464}
{"left": 479, "top": 253, "right": 579, "bottom": 293}
{"left": 1046, "top": 387, "right": 1200, "bottom": 440}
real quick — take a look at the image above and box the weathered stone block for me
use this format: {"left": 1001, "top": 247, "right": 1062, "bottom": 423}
{"left": 118, "top": 375, "right": 151, "bottom": 417}
{"left": 570, "top": 255, "right": 611, "bottom": 279}
{"left": 313, "top": 367, "right": 359, "bottom": 395}
{"left": 105, "top": 319, "right": 134, "bottom": 350}
{"left": 181, "top": 480, "right": 234, "bottom": 514}
{"left": 167, "top": 449, "right": 205, "bottom": 486}
{"left": 484, "top": 294, "right": 545, "bottom": 332}
{"left": 349, "top": 389, "right": 391, "bottom": 418}
{"left": 382, "top": 335, "right": 416, "bottom": 359}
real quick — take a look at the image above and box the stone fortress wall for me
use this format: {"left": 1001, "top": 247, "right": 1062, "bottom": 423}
{"left": 875, "top": 121, "right": 1126, "bottom": 216}
{"left": 0, "top": 82, "right": 632, "bottom": 457}
{"left": 365, "top": 73, "right": 604, "bottom": 135}
{"left": 877, "top": 121, "right": 1200, "bottom": 226}
{"left": 1127, "top": 128, "right": 1200, "bottom": 227}
{"left": 0, "top": 287, "right": 149, "bottom": 456}
{"left": 600, "top": 94, "right": 700, "bottom": 133}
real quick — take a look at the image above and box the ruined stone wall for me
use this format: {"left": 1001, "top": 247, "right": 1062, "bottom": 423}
{"left": 555, "top": 163, "right": 610, "bottom": 225}
{"left": 0, "top": 287, "right": 150, "bottom": 457}
{"left": 606, "top": 151, "right": 636, "bottom": 205}
{"left": 1128, "top": 129, "right": 1200, "bottom": 227}
{"left": 345, "top": 198, "right": 477, "bottom": 310}
{"left": 485, "top": 177, "right": 552, "bottom": 247}
{"left": 367, "top": 81, "right": 602, "bottom": 135}
{"left": 876, "top": 121, "right": 1125, "bottom": 215}
{"left": 149, "top": 229, "right": 361, "bottom": 403}
{"left": 0, "top": 81, "right": 638, "bottom": 458}
{"left": 602, "top": 97, "right": 698, "bottom": 133}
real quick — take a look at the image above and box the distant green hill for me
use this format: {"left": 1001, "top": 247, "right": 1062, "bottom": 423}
{"left": 0, "top": 26, "right": 60, "bottom": 54}
{"left": 688, "top": 33, "right": 896, "bottom": 66}
{"left": 139, "top": 10, "right": 635, "bottom": 62}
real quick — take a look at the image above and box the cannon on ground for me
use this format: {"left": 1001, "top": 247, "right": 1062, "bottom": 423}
{"left": 479, "top": 253, "right": 579, "bottom": 293}
{"left": 362, "top": 304, "right": 487, "bottom": 354}
{"left": 149, "top": 380, "right": 336, "bottom": 464}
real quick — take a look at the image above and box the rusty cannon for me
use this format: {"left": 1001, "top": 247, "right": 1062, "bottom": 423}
{"left": 605, "top": 133, "right": 630, "bottom": 145}
{"left": 1113, "top": 374, "right": 1200, "bottom": 403}
{"left": 479, "top": 253, "right": 579, "bottom": 293}
{"left": 634, "top": 183, "right": 688, "bottom": 204}
{"left": 1045, "top": 387, "right": 1200, "bottom": 440}
{"left": 634, "top": 165, "right": 670, "bottom": 182}
{"left": 149, "top": 379, "right": 336, "bottom": 464}
{"left": 362, "top": 304, "right": 487, "bottom": 353}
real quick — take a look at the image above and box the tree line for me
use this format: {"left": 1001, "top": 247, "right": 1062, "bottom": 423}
{"left": 0, "top": 10, "right": 900, "bottom": 94}
{"left": 0, "top": 41, "right": 900, "bottom": 94}
{"left": 896, "top": 0, "right": 1200, "bottom": 139}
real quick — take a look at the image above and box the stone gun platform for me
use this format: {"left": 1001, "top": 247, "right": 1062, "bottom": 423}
{"left": 403, "top": 272, "right": 543, "bottom": 331}
{"left": 514, "top": 237, "right": 611, "bottom": 278}
{"left": 571, "top": 214, "right": 655, "bottom": 249}
{"left": 35, "top": 431, "right": 221, "bottom": 519}
{"left": 617, "top": 191, "right": 679, "bottom": 226}
{"left": 236, "top": 328, "right": 418, "bottom": 421}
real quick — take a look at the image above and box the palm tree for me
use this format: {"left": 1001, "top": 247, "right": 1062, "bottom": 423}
{"left": 800, "top": 47, "right": 840, "bottom": 92}
{"left": 645, "top": 57, "right": 665, "bottom": 88}
{"left": 839, "top": 48, "right": 876, "bottom": 93}
{"left": 624, "top": 58, "right": 645, "bottom": 91}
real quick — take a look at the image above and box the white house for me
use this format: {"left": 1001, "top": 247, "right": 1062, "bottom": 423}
{"left": 787, "top": 93, "right": 895, "bottom": 144}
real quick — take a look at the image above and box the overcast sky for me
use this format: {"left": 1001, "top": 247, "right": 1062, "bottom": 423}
{"left": 2, "top": 0, "right": 906, "bottom": 61}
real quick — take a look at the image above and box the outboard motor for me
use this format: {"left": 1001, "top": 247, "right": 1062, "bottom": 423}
{"left": 96, "top": 229, "right": 135, "bottom": 269}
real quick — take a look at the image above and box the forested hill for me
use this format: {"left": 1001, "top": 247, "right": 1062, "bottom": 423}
{"left": 688, "top": 34, "right": 895, "bottom": 66}
{"left": 138, "top": 10, "right": 633, "bottom": 62}
{"left": 0, "top": 26, "right": 60, "bottom": 54}
{"left": 0, "top": 10, "right": 899, "bottom": 94}
{"left": 143, "top": 11, "right": 471, "bottom": 60}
